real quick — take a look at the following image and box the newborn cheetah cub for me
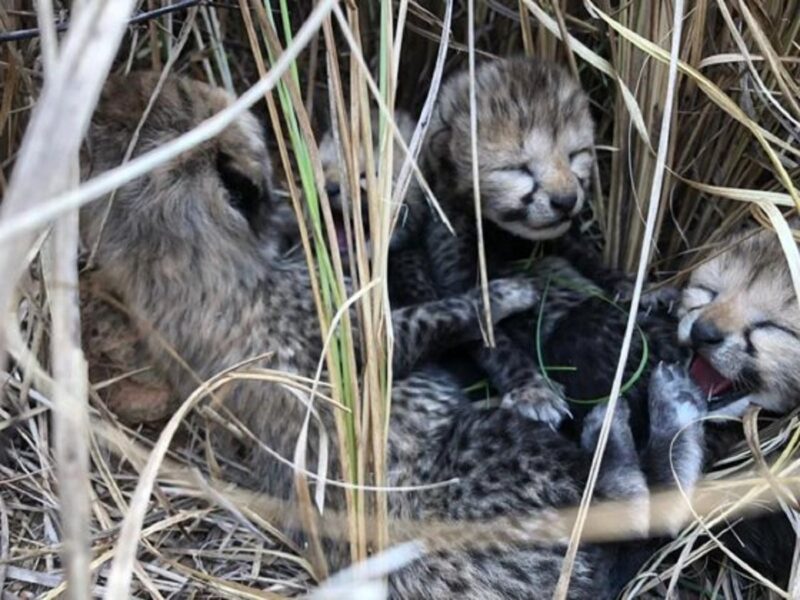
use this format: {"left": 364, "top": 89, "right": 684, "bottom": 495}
{"left": 319, "top": 109, "right": 416, "bottom": 207}
{"left": 678, "top": 224, "right": 800, "bottom": 588}
{"left": 317, "top": 109, "right": 421, "bottom": 267}
{"left": 420, "top": 56, "right": 595, "bottom": 425}
{"left": 679, "top": 226, "right": 800, "bottom": 416}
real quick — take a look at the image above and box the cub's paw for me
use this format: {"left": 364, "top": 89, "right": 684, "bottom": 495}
{"left": 103, "top": 381, "right": 174, "bottom": 424}
{"left": 641, "top": 285, "right": 681, "bottom": 314}
{"left": 648, "top": 362, "right": 707, "bottom": 433}
{"left": 501, "top": 379, "right": 571, "bottom": 427}
{"left": 580, "top": 398, "right": 648, "bottom": 533}
{"left": 614, "top": 281, "right": 681, "bottom": 315}
{"left": 484, "top": 277, "right": 541, "bottom": 321}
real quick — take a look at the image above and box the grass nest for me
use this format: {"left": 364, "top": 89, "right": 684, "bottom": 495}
{"left": 1, "top": 0, "right": 799, "bottom": 598}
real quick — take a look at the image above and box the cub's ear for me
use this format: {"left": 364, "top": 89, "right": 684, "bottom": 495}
{"left": 217, "top": 152, "right": 269, "bottom": 234}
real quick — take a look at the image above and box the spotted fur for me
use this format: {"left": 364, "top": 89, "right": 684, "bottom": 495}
{"left": 78, "top": 72, "right": 566, "bottom": 573}
{"left": 524, "top": 228, "right": 799, "bottom": 590}
{"left": 513, "top": 242, "right": 686, "bottom": 444}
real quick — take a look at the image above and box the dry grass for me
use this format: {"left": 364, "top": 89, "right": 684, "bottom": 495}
{"left": 1, "top": 0, "right": 799, "bottom": 598}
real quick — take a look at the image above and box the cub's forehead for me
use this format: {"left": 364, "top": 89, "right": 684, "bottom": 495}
{"left": 440, "top": 59, "right": 583, "bottom": 119}
{"left": 451, "top": 64, "right": 590, "bottom": 154}
{"left": 691, "top": 229, "right": 800, "bottom": 305}
{"left": 691, "top": 240, "right": 759, "bottom": 286}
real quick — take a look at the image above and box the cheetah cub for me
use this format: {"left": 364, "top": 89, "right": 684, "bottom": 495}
{"left": 677, "top": 225, "right": 800, "bottom": 587}
{"left": 319, "top": 109, "right": 416, "bottom": 211}
{"left": 530, "top": 226, "right": 800, "bottom": 589}
{"left": 319, "top": 109, "right": 443, "bottom": 307}
{"left": 417, "top": 56, "right": 595, "bottom": 425}
{"left": 679, "top": 225, "right": 800, "bottom": 416}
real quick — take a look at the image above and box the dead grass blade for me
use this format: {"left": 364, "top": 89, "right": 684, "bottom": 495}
{"left": 43, "top": 198, "right": 92, "bottom": 600}
{"left": 0, "top": 2, "right": 139, "bottom": 597}
{"left": 466, "top": 0, "right": 494, "bottom": 346}
{"left": 102, "top": 359, "right": 281, "bottom": 599}
{"left": 583, "top": 0, "right": 800, "bottom": 209}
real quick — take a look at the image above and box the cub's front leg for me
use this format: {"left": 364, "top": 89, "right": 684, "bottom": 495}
{"left": 390, "top": 277, "right": 542, "bottom": 377}
{"left": 426, "top": 212, "right": 569, "bottom": 426}
{"left": 474, "top": 329, "right": 570, "bottom": 427}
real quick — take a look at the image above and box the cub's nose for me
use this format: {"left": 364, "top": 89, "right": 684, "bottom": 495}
{"left": 550, "top": 193, "right": 578, "bottom": 215}
{"left": 690, "top": 319, "right": 725, "bottom": 346}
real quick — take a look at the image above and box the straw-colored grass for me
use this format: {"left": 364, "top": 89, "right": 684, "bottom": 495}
{"left": 1, "top": 0, "right": 799, "bottom": 597}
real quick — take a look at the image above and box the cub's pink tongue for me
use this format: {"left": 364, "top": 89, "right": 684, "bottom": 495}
{"left": 690, "top": 355, "right": 732, "bottom": 397}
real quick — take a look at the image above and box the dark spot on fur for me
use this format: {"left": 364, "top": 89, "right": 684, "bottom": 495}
{"left": 502, "top": 559, "right": 533, "bottom": 583}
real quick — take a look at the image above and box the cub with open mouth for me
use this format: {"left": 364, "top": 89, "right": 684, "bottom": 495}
{"left": 514, "top": 222, "right": 800, "bottom": 590}
{"left": 676, "top": 222, "right": 800, "bottom": 588}
{"left": 678, "top": 225, "right": 800, "bottom": 417}
{"left": 318, "top": 109, "right": 417, "bottom": 264}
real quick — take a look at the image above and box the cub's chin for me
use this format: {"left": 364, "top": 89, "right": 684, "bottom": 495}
{"left": 493, "top": 217, "right": 573, "bottom": 242}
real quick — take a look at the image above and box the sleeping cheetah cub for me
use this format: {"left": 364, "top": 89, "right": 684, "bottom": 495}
{"left": 317, "top": 108, "right": 430, "bottom": 277}
{"left": 318, "top": 109, "right": 416, "bottom": 211}
{"left": 319, "top": 109, "right": 442, "bottom": 305}
{"left": 419, "top": 56, "right": 595, "bottom": 425}
{"left": 81, "top": 72, "right": 707, "bottom": 599}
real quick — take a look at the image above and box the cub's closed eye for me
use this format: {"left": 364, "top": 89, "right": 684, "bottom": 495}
{"left": 500, "top": 164, "right": 533, "bottom": 176}
{"left": 751, "top": 320, "right": 800, "bottom": 339}
{"left": 568, "top": 147, "right": 592, "bottom": 161}
{"left": 689, "top": 284, "right": 718, "bottom": 300}
{"left": 682, "top": 284, "right": 718, "bottom": 312}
